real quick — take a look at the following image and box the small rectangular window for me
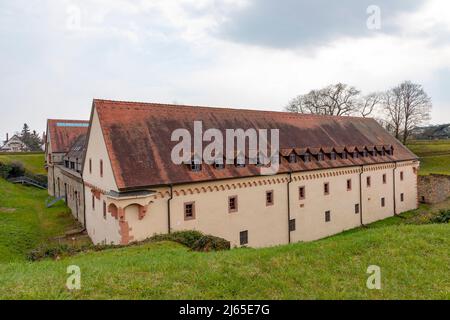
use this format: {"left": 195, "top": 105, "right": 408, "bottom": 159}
{"left": 89, "top": 159, "right": 92, "bottom": 174}
{"left": 347, "top": 179, "right": 352, "bottom": 191}
{"left": 100, "top": 160, "right": 103, "bottom": 177}
{"left": 325, "top": 211, "right": 331, "bottom": 222}
{"left": 103, "top": 201, "right": 107, "bottom": 219}
{"left": 289, "top": 153, "right": 297, "bottom": 163}
{"left": 289, "top": 219, "right": 296, "bottom": 232}
{"left": 367, "top": 176, "right": 371, "bottom": 187}
{"left": 92, "top": 195, "right": 95, "bottom": 210}
{"left": 304, "top": 154, "right": 310, "bottom": 163}
{"left": 184, "top": 202, "right": 195, "bottom": 220}
{"left": 324, "top": 182, "right": 330, "bottom": 195}
{"left": 266, "top": 191, "right": 274, "bottom": 206}
{"left": 400, "top": 171, "right": 404, "bottom": 181}
{"left": 401, "top": 193, "right": 404, "bottom": 202}
{"left": 229, "top": 196, "right": 238, "bottom": 213}
{"left": 355, "top": 204, "right": 360, "bottom": 214}
{"left": 299, "top": 186, "right": 306, "bottom": 200}
{"left": 240, "top": 230, "right": 248, "bottom": 246}
{"left": 381, "top": 197, "right": 385, "bottom": 207}
{"left": 383, "top": 174, "right": 387, "bottom": 184}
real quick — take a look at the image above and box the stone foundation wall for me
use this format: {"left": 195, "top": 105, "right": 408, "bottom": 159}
{"left": 418, "top": 174, "right": 450, "bottom": 204}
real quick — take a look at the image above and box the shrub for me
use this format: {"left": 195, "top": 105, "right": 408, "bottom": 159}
{"left": 192, "top": 235, "right": 231, "bottom": 252}
{"left": 149, "top": 231, "right": 204, "bottom": 248}
{"left": 148, "top": 231, "right": 230, "bottom": 252}
{"left": 0, "top": 161, "right": 25, "bottom": 179}
{"left": 26, "top": 243, "right": 91, "bottom": 261}
{"left": 8, "top": 161, "right": 25, "bottom": 178}
{"left": 430, "top": 210, "right": 450, "bottom": 224}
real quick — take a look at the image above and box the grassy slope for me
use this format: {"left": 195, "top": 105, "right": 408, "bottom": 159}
{"left": 407, "top": 140, "right": 450, "bottom": 176}
{"left": 0, "top": 179, "right": 77, "bottom": 262}
{"left": 0, "top": 224, "right": 448, "bottom": 299}
{"left": 0, "top": 148, "right": 449, "bottom": 299}
{"left": 0, "top": 153, "right": 46, "bottom": 175}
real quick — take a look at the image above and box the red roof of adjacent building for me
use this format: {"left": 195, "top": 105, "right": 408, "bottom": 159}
{"left": 47, "top": 119, "right": 89, "bottom": 153}
{"left": 93, "top": 99, "right": 418, "bottom": 191}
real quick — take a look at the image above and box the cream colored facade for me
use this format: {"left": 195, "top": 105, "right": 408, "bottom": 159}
{"left": 83, "top": 109, "right": 419, "bottom": 247}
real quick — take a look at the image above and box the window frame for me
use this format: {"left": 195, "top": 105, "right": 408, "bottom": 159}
{"left": 325, "top": 210, "right": 331, "bottom": 222}
{"left": 266, "top": 190, "right": 274, "bottom": 206}
{"left": 184, "top": 202, "right": 196, "bottom": 220}
{"left": 383, "top": 174, "right": 387, "bottom": 184}
{"left": 299, "top": 186, "right": 306, "bottom": 200}
{"left": 240, "top": 230, "right": 248, "bottom": 246}
{"left": 324, "top": 182, "right": 330, "bottom": 195}
{"left": 381, "top": 197, "right": 386, "bottom": 207}
{"left": 100, "top": 159, "right": 103, "bottom": 177}
{"left": 355, "top": 203, "right": 360, "bottom": 214}
{"left": 347, "top": 179, "right": 352, "bottom": 191}
{"left": 400, "top": 193, "right": 404, "bottom": 202}
{"left": 228, "top": 195, "right": 238, "bottom": 213}
{"left": 367, "top": 176, "right": 371, "bottom": 187}
{"left": 289, "top": 219, "right": 296, "bottom": 232}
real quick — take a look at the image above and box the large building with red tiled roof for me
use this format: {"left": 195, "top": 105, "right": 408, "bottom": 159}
{"left": 77, "top": 99, "right": 419, "bottom": 247}
{"left": 45, "top": 119, "right": 89, "bottom": 226}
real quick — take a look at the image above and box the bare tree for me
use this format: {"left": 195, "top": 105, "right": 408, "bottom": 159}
{"left": 397, "top": 81, "right": 432, "bottom": 144}
{"left": 358, "top": 92, "right": 382, "bottom": 118}
{"left": 286, "top": 83, "right": 362, "bottom": 116}
{"left": 382, "top": 87, "right": 404, "bottom": 140}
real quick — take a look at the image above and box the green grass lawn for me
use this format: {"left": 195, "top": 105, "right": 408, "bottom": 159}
{"left": 0, "top": 224, "right": 448, "bottom": 299}
{"left": 407, "top": 140, "right": 450, "bottom": 176}
{"left": 0, "top": 178, "right": 79, "bottom": 263}
{"left": 0, "top": 153, "right": 46, "bottom": 175}
{"left": 0, "top": 174, "right": 449, "bottom": 299}
{"left": 0, "top": 149, "right": 449, "bottom": 299}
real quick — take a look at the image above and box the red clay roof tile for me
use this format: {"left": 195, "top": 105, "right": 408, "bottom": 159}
{"left": 92, "top": 99, "right": 418, "bottom": 190}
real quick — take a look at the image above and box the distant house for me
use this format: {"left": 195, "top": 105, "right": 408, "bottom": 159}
{"left": 0, "top": 134, "right": 30, "bottom": 152}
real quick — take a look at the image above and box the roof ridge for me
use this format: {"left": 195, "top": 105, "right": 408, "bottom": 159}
{"left": 93, "top": 99, "right": 372, "bottom": 121}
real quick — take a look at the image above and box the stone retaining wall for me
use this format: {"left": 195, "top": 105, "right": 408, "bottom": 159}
{"left": 418, "top": 174, "right": 450, "bottom": 204}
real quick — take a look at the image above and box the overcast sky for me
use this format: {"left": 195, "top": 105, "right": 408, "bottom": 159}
{"left": 1, "top": 0, "right": 450, "bottom": 137}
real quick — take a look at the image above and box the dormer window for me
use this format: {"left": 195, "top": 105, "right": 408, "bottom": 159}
{"left": 318, "top": 152, "right": 324, "bottom": 161}
{"left": 289, "top": 153, "right": 297, "bottom": 163}
{"left": 304, "top": 153, "right": 311, "bottom": 163}
{"left": 342, "top": 151, "right": 348, "bottom": 159}
{"left": 372, "top": 150, "right": 377, "bottom": 156}
{"left": 330, "top": 152, "right": 336, "bottom": 160}
{"left": 363, "top": 150, "right": 368, "bottom": 157}
{"left": 353, "top": 151, "right": 359, "bottom": 159}
{"left": 381, "top": 149, "right": 386, "bottom": 156}
{"left": 191, "top": 158, "right": 202, "bottom": 172}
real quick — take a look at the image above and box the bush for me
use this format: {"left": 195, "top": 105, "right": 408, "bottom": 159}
{"left": 430, "top": 210, "right": 450, "bottom": 224}
{"left": 148, "top": 231, "right": 230, "bottom": 252}
{"left": 0, "top": 161, "right": 25, "bottom": 179}
{"left": 192, "top": 235, "right": 231, "bottom": 252}
{"left": 149, "top": 231, "right": 204, "bottom": 248}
